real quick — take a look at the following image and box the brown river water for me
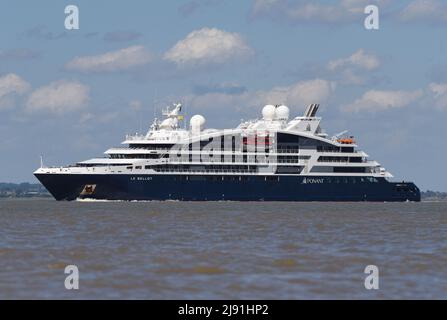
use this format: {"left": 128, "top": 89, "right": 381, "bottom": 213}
{"left": 0, "top": 198, "right": 446, "bottom": 299}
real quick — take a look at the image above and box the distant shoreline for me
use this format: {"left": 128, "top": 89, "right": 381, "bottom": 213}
{"left": 0, "top": 182, "right": 51, "bottom": 199}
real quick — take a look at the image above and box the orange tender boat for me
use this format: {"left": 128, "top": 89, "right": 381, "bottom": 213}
{"left": 337, "top": 138, "right": 355, "bottom": 144}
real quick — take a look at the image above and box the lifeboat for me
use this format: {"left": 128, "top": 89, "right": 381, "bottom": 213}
{"left": 337, "top": 138, "right": 355, "bottom": 144}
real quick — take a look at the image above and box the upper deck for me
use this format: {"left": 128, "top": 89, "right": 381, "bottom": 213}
{"left": 37, "top": 103, "right": 392, "bottom": 178}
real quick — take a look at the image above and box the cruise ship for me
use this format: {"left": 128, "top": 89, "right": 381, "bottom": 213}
{"left": 34, "top": 103, "right": 420, "bottom": 201}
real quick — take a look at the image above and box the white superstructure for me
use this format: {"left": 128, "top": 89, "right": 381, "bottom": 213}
{"left": 35, "top": 103, "right": 392, "bottom": 180}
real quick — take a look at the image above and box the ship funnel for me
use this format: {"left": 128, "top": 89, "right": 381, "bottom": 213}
{"left": 303, "top": 103, "right": 320, "bottom": 117}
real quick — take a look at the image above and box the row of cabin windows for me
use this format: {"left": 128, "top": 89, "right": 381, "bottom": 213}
{"left": 151, "top": 164, "right": 257, "bottom": 172}
{"left": 127, "top": 164, "right": 303, "bottom": 173}
{"left": 317, "top": 146, "right": 354, "bottom": 153}
{"left": 115, "top": 148, "right": 353, "bottom": 157}
{"left": 110, "top": 147, "right": 309, "bottom": 160}
{"left": 329, "top": 176, "right": 379, "bottom": 184}
{"left": 126, "top": 164, "right": 366, "bottom": 174}
{"left": 113, "top": 145, "right": 353, "bottom": 159}
{"left": 318, "top": 156, "right": 363, "bottom": 163}
{"left": 276, "top": 146, "right": 299, "bottom": 153}
{"left": 110, "top": 154, "right": 163, "bottom": 159}
{"left": 333, "top": 167, "right": 366, "bottom": 173}
{"left": 76, "top": 163, "right": 132, "bottom": 167}
{"left": 172, "top": 134, "right": 332, "bottom": 152}
{"left": 128, "top": 144, "right": 174, "bottom": 150}
{"left": 173, "top": 176, "right": 380, "bottom": 183}
{"left": 130, "top": 134, "right": 350, "bottom": 153}
{"left": 172, "top": 176, "right": 278, "bottom": 182}
{"left": 125, "top": 173, "right": 381, "bottom": 184}
{"left": 115, "top": 154, "right": 306, "bottom": 163}
{"left": 395, "top": 186, "right": 418, "bottom": 193}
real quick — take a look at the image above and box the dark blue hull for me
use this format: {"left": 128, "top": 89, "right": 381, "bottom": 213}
{"left": 34, "top": 173, "right": 421, "bottom": 202}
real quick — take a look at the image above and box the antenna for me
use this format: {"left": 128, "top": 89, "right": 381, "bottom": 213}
{"left": 183, "top": 100, "right": 188, "bottom": 130}
{"left": 153, "top": 88, "right": 158, "bottom": 120}
{"left": 40, "top": 155, "right": 44, "bottom": 168}
{"left": 332, "top": 130, "right": 348, "bottom": 141}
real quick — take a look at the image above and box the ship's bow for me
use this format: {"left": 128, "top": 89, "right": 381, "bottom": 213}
{"left": 34, "top": 168, "right": 83, "bottom": 201}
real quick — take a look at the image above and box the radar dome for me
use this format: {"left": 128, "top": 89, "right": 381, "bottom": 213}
{"left": 190, "top": 115, "right": 206, "bottom": 132}
{"left": 276, "top": 105, "right": 289, "bottom": 120}
{"left": 262, "top": 105, "right": 276, "bottom": 121}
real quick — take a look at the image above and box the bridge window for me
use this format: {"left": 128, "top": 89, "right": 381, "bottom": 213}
{"left": 341, "top": 147, "right": 354, "bottom": 153}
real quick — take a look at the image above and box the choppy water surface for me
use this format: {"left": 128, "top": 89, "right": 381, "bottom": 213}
{"left": 0, "top": 199, "right": 446, "bottom": 299}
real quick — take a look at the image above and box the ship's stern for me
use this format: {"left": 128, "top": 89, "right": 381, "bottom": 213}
{"left": 389, "top": 181, "right": 421, "bottom": 202}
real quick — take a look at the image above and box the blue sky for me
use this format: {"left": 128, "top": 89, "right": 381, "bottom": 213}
{"left": 1, "top": 0, "right": 447, "bottom": 191}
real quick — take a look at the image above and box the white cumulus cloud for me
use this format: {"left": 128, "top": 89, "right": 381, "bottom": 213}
{"left": 164, "top": 28, "right": 253, "bottom": 66}
{"left": 0, "top": 73, "right": 30, "bottom": 109}
{"left": 327, "top": 49, "right": 381, "bottom": 85}
{"left": 343, "top": 89, "right": 423, "bottom": 112}
{"left": 328, "top": 49, "right": 381, "bottom": 71}
{"left": 65, "top": 45, "right": 152, "bottom": 73}
{"left": 186, "top": 79, "right": 335, "bottom": 113}
{"left": 252, "top": 0, "right": 447, "bottom": 26}
{"left": 252, "top": 0, "right": 282, "bottom": 15}
{"left": 26, "top": 80, "right": 90, "bottom": 113}
{"left": 399, "top": 0, "right": 447, "bottom": 24}
{"left": 255, "top": 79, "right": 335, "bottom": 108}
{"left": 0, "top": 73, "right": 30, "bottom": 98}
{"left": 429, "top": 83, "right": 447, "bottom": 109}
{"left": 251, "top": 0, "right": 389, "bottom": 24}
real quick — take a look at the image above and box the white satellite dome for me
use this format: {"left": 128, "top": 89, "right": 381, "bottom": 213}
{"left": 262, "top": 105, "right": 276, "bottom": 121}
{"left": 190, "top": 114, "right": 206, "bottom": 132}
{"left": 276, "top": 105, "right": 289, "bottom": 120}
